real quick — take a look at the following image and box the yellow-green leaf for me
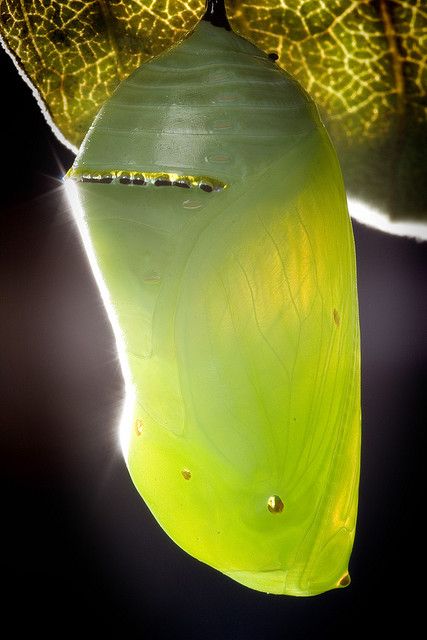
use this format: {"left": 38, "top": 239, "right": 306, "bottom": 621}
{"left": 225, "top": 0, "right": 427, "bottom": 228}
{"left": 0, "top": 0, "right": 205, "bottom": 151}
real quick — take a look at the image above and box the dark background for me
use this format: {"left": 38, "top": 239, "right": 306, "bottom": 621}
{"left": 1, "top": 42, "right": 426, "bottom": 637}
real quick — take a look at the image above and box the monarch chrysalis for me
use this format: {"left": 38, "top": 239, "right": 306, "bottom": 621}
{"left": 66, "top": 21, "right": 361, "bottom": 596}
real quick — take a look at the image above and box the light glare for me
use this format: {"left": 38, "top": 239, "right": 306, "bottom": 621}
{"left": 348, "top": 197, "right": 427, "bottom": 241}
{"left": 64, "top": 180, "right": 135, "bottom": 461}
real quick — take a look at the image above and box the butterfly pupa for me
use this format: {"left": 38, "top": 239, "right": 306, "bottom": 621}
{"left": 65, "top": 21, "right": 361, "bottom": 596}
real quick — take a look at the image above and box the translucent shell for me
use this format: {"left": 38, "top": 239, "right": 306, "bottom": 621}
{"left": 67, "top": 22, "right": 361, "bottom": 596}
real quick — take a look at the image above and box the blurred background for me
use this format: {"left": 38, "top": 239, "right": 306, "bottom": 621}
{"left": 1, "top": 39, "right": 426, "bottom": 637}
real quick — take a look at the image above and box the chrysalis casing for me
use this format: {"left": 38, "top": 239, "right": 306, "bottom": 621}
{"left": 66, "top": 21, "right": 361, "bottom": 596}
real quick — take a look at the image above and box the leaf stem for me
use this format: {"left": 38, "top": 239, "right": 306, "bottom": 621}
{"left": 203, "top": 0, "right": 231, "bottom": 30}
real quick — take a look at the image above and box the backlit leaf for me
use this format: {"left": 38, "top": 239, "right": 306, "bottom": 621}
{"left": 225, "top": 0, "right": 427, "bottom": 228}
{"left": 0, "top": 0, "right": 205, "bottom": 151}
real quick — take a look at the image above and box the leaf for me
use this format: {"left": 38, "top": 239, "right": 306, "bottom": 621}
{"left": 225, "top": 0, "right": 427, "bottom": 229}
{"left": 0, "top": 0, "right": 205, "bottom": 151}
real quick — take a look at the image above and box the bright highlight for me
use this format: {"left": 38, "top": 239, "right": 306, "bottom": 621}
{"left": 64, "top": 179, "right": 135, "bottom": 460}
{"left": 348, "top": 197, "right": 427, "bottom": 241}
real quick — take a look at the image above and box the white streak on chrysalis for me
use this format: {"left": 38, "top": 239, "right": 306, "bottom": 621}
{"left": 64, "top": 180, "right": 135, "bottom": 458}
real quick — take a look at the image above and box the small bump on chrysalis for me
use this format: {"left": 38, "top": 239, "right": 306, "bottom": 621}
{"left": 213, "top": 120, "right": 232, "bottom": 130}
{"left": 132, "top": 177, "right": 146, "bottom": 185}
{"left": 209, "top": 70, "right": 234, "bottom": 83}
{"left": 206, "top": 153, "right": 231, "bottom": 164}
{"left": 267, "top": 495, "right": 284, "bottom": 513}
{"left": 200, "top": 183, "right": 213, "bottom": 192}
{"left": 216, "top": 93, "right": 239, "bottom": 103}
{"left": 339, "top": 574, "right": 351, "bottom": 587}
{"left": 135, "top": 419, "right": 143, "bottom": 436}
{"left": 143, "top": 272, "right": 161, "bottom": 283}
{"left": 181, "top": 469, "right": 192, "bottom": 480}
{"left": 183, "top": 199, "right": 202, "bottom": 210}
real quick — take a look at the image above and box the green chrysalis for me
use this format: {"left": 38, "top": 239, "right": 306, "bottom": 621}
{"left": 66, "top": 21, "right": 361, "bottom": 596}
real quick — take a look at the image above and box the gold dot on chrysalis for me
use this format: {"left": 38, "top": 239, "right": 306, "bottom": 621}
{"left": 267, "top": 495, "right": 284, "bottom": 513}
{"left": 135, "top": 419, "right": 143, "bottom": 436}
{"left": 181, "top": 469, "right": 192, "bottom": 480}
{"left": 333, "top": 308, "right": 340, "bottom": 326}
{"left": 339, "top": 573, "right": 351, "bottom": 587}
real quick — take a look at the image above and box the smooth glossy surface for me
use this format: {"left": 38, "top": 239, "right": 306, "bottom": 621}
{"left": 68, "top": 22, "right": 361, "bottom": 596}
